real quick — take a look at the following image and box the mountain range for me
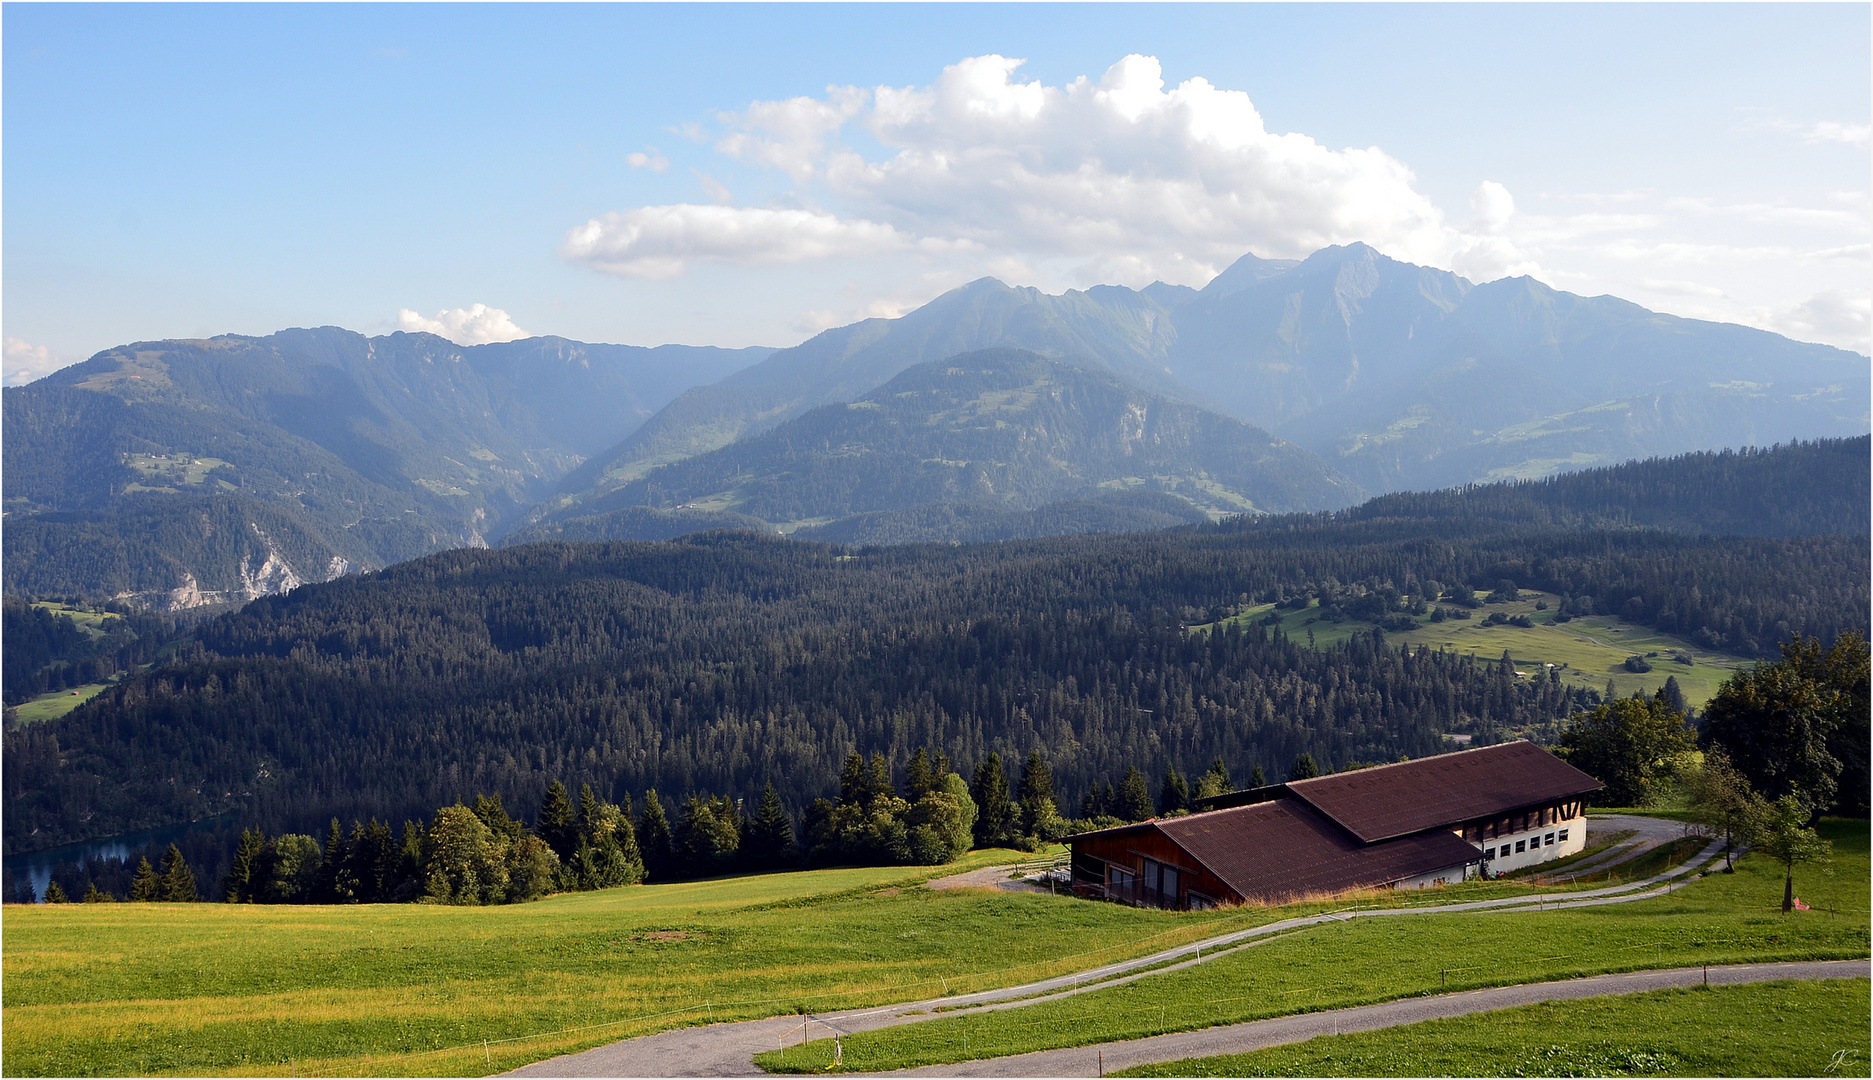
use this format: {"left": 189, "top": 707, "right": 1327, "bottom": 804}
{"left": 5, "top": 243, "right": 1865, "bottom": 609}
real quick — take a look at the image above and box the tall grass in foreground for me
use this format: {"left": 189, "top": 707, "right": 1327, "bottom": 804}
{"left": 758, "top": 820, "right": 1870, "bottom": 1073}
{"left": 1118, "top": 978, "right": 1871, "bottom": 1077}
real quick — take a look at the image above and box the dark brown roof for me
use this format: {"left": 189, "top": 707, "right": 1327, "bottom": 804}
{"left": 1156, "top": 799, "right": 1481, "bottom": 904}
{"left": 1285, "top": 741, "right": 1603, "bottom": 843}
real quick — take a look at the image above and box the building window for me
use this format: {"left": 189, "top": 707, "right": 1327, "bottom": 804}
{"left": 1559, "top": 828, "right": 1569, "bottom": 842}
{"left": 1545, "top": 832, "right": 1555, "bottom": 846}
{"left": 1500, "top": 845, "right": 1511, "bottom": 857}
{"left": 1516, "top": 840, "right": 1526, "bottom": 853}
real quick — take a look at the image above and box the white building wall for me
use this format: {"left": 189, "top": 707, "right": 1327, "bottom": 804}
{"left": 1473, "top": 810, "right": 1587, "bottom": 875}
{"left": 1395, "top": 863, "right": 1473, "bottom": 890}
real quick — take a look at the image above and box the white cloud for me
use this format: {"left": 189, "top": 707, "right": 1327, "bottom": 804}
{"left": 1769, "top": 289, "right": 1872, "bottom": 352}
{"left": 627, "top": 149, "right": 670, "bottom": 172}
{"left": 1806, "top": 120, "right": 1871, "bottom": 146}
{"left": 561, "top": 204, "right": 914, "bottom": 279}
{"left": 3, "top": 337, "right": 74, "bottom": 386}
{"left": 570, "top": 53, "right": 1500, "bottom": 288}
{"left": 395, "top": 304, "right": 530, "bottom": 345}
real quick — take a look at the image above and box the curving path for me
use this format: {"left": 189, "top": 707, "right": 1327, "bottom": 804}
{"left": 510, "top": 838, "right": 1744, "bottom": 1078}
{"left": 881, "top": 959, "right": 1871, "bottom": 1077}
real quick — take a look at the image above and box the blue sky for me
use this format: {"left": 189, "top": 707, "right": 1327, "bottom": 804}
{"left": 5, "top": 3, "right": 1869, "bottom": 382}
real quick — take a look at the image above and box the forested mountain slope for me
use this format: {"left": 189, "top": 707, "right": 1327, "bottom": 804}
{"left": 1343, "top": 437, "right": 1870, "bottom": 536}
{"left": 523, "top": 351, "right": 1361, "bottom": 539}
{"left": 2, "top": 330, "right": 769, "bottom": 607}
{"left": 8, "top": 508, "right": 1864, "bottom": 853}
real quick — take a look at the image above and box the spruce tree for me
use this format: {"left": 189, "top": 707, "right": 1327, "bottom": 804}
{"left": 1289, "top": 753, "right": 1320, "bottom": 781}
{"left": 744, "top": 783, "right": 797, "bottom": 869}
{"left": 969, "top": 753, "right": 1012, "bottom": 848}
{"left": 903, "top": 748, "right": 937, "bottom": 801}
{"left": 225, "top": 828, "right": 266, "bottom": 903}
{"left": 129, "top": 856, "right": 161, "bottom": 901}
{"left": 1158, "top": 765, "right": 1189, "bottom": 815}
{"left": 637, "top": 790, "right": 674, "bottom": 881}
{"left": 1116, "top": 767, "right": 1154, "bottom": 821}
{"left": 472, "top": 794, "right": 524, "bottom": 842}
{"left": 1249, "top": 764, "right": 1267, "bottom": 788}
{"left": 1656, "top": 675, "right": 1688, "bottom": 717}
{"left": 158, "top": 843, "right": 197, "bottom": 902}
{"left": 1016, "top": 750, "right": 1060, "bottom": 839}
{"left": 43, "top": 880, "right": 68, "bottom": 903}
{"left": 312, "top": 819, "right": 347, "bottom": 902}
{"left": 537, "top": 781, "right": 579, "bottom": 862}
{"left": 82, "top": 881, "right": 113, "bottom": 903}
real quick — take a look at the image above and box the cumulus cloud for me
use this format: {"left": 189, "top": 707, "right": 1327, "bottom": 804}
{"left": 568, "top": 53, "right": 1493, "bottom": 287}
{"left": 627, "top": 149, "right": 670, "bottom": 172}
{"left": 3, "top": 337, "right": 73, "bottom": 386}
{"left": 561, "top": 204, "right": 916, "bottom": 278}
{"left": 395, "top": 304, "right": 530, "bottom": 345}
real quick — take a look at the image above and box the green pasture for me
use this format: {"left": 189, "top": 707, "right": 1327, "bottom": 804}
{"left": 8, "top": 681, "right": 112, "bottom": 725}
{"left": 4, "top": 850, "right": 1284, "bottom": 1078}
{"left": 1206, "top": 593, "right": 1750, "bottom": 707}
{"left": 760, "top": 820, "right": 1869, "bottom": 1073}
{"left": 1120, "top": 978, "right": 1871, "bottom": 1077}
{"left": 29, "top": 602, "right": 122, "bottom": 637}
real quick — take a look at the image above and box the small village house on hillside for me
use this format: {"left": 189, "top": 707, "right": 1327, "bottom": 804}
{"left": 1066, "top": 741, "right": 1602, "bottom": 909}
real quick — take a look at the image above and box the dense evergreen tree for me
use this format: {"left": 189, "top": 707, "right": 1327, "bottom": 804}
{"left": 535, "top": 781, "right": 579, "bottom": 863}
{"left": 675, "top": 794, "right": 742, "bottom": 876}
{"left": 1289, "top": 754, "right": 1320, "bottom": 782}
{"left": 1116, "top": 767, "right": 1154, "bottom": 822}
{"left": 1157, "top": 765, "right": 1189, "bottom": 816}
{"left": 158, "top": 843, "right": 197, "bottom": 902}
{"left": 225, "top": 828, "right": 266, "bottom": 903}
{"left": 43, "top": 880, "right": 67, "bottom": 903}
{"left": 1248, "top": 765, "right": 1267, "bottom": 788}
{"left": 636, "top": 791, "right": 674, "bottom": 881}
{"left": 970, "top": 753, "right": 1013, "bottom": 849}
{"left": 743, "top": 783, "right": 797, "bottom": 870}
{"left": 1015, "top": 751, "right": 1061, "bottom": 841}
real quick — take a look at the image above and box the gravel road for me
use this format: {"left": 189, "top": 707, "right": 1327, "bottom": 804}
{"left": 884, "top": 959, "right": 1870, "bottom": 1077}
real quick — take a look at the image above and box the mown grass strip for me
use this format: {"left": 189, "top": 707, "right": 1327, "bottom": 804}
{"left": 1115, "top": 977, "right": 1871, "bottom": 1077}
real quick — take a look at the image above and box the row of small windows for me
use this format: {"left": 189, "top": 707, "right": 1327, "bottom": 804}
{"left": 1496, "top": 828, "right": 1568, "bottom": 858}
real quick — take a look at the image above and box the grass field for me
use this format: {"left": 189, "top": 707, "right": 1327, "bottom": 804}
{"left": 1119, "top": 977, "right": 1872, "bottom": 1077}
{"left": 8, "top": 680, "right": 112, "bottom": 725}
{"left": 758, "top": 820, "right": 1869, "bottom": 1074}
{"left": 2, "top": 849, "right": 1314, "bottom": 1078}
{"left": 1204, "top": 593, "right": 1751, "bottom": 707}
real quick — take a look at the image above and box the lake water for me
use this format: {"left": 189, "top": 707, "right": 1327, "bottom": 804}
{"left": 3, "top": 816, "right": 234, "bottom": 901}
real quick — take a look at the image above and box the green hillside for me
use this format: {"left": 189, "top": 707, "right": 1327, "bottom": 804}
{"left": 1205, "top": 591, "right": 1751, "bottom": 708}
{"left": 534, "top": 350, "right": 1362, "bottom": 538}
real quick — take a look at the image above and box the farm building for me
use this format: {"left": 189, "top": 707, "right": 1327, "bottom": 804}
{"left": 1066, "top": 741, "right": 1603, "bottom": 909}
